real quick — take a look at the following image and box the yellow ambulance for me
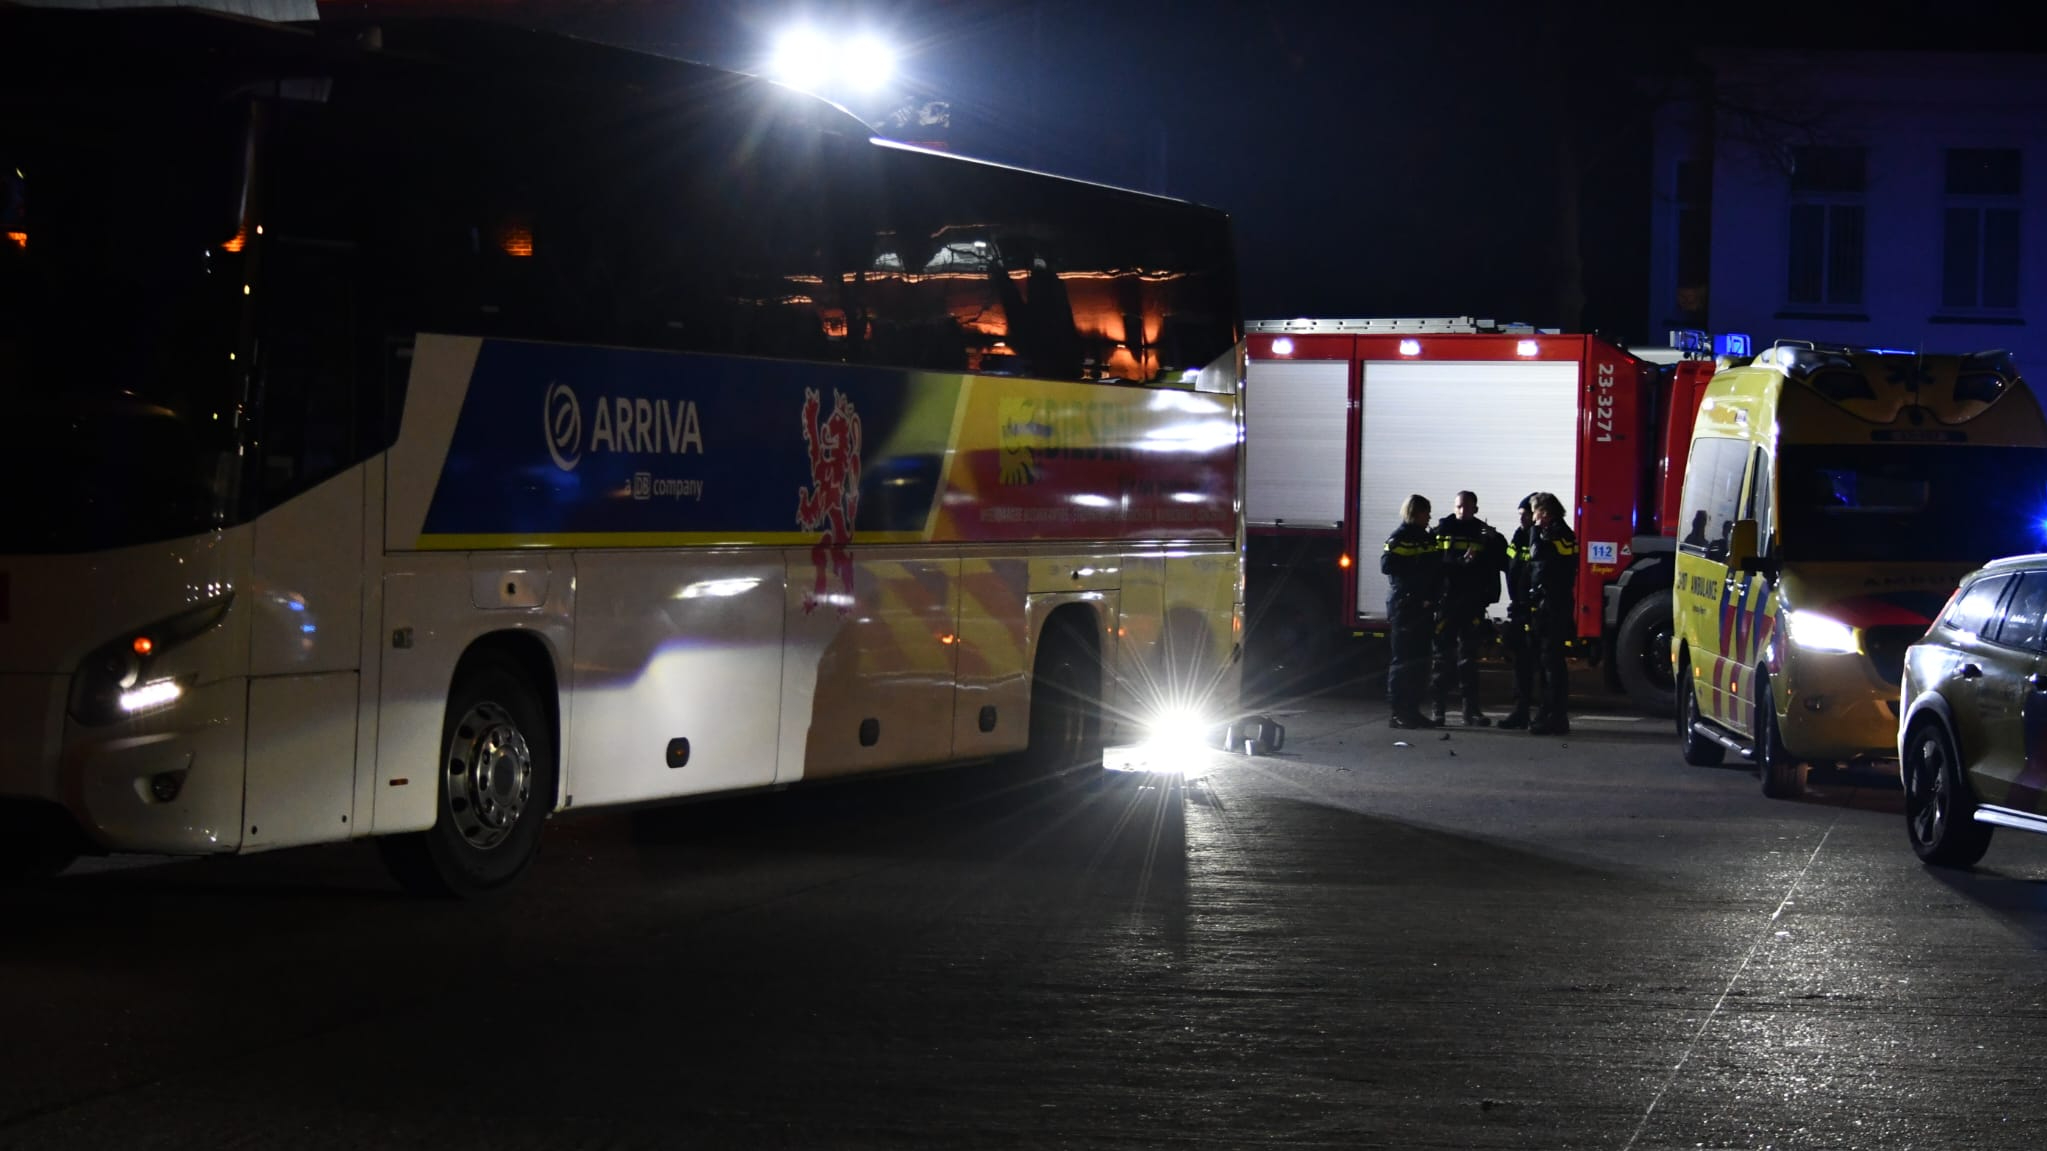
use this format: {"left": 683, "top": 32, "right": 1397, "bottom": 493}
{"left": 1672, "top": 343, "right": 2047, "bottom": 796}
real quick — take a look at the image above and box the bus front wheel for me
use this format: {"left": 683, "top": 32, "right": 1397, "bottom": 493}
{"left": 380, "top": 657, "right": 556, "bottom": 897}
{"left": 0, "top": 803, "right": 79, "bottom": 883}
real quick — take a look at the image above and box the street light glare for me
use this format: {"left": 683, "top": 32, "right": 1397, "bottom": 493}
{"left": 841, "top": 34, "right": 895, "bottom": 92}
{"left": 769, "top": 26, "right": 833, "bottom": 89}
{"left": 768, "top": 25, "right": 895, "bottom": 95}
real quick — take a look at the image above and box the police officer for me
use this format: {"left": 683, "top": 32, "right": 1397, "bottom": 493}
{"left": 1431, "top": 490, "right": 1507, "bottom": 726}
{"left": 1382, "top": 494, "right": 1441, "bottom": 729}
{"left": 1497, "top": 492, "right": 1541, "bottom": 729}
{"left": 1527, "top": 491, "right": 1578, "bottom": 735}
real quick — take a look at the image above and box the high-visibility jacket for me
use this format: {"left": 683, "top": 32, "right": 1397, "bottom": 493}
{"left": 1529, "top": 519, "right": 1578, "bottom": 626}
{"left": 1434, "top": 514, "right": 1507, "bottom": 606}
{"left": 1506, "top": 524, "right": 1535, "bottom": 611}
{"left": 1381, "top": 522, "right": 1441, "bottom": 610}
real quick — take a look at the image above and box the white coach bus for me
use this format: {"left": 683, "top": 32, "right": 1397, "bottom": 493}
{"left": 0, "top": 7, "right": 1248, "bottom": 893}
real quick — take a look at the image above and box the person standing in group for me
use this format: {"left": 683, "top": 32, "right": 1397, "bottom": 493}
{"left": 1382, "top": 494, "right": 1441, "bottom": 729}
{"left": 1527, "top": 491, "right": 1578, "bottom": 735}
{"left": 1497, "top": 492, "right": 1541, "bottom": 729}
{"left": 1431, "top": 490, "right": 1507, "bottom": 726}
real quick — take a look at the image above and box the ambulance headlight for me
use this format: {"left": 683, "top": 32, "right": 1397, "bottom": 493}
{"left": 1786, "top": 610, "right": 1859, "bottom": 654}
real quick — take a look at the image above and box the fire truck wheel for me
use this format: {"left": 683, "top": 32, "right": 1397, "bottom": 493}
{"left": 1676, "top": 655, "right": 1725, "bottom": 767}
{"left": 379, "top": 656, "right": 556, "bottom": 897}
{"left": 1755, "top": 674, "right": 1806, "bottom": 799}
{"left": 1022, "top": 614, "right": 1104, "bottom": 777}
{"left": 1615, "top": 593, "right": 1676, "bottom": 717}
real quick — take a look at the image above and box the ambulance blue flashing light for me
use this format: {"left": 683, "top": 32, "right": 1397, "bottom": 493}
{"left": 1669, "top": 328, "right": 1751, "bottom": 358}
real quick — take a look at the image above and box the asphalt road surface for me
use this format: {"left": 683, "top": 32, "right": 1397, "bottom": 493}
{"left": 5, "top": 669, "right": 2046, "bottom": 1150}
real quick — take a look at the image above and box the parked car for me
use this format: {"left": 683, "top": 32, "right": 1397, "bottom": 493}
{"left": 1898, "top": 555, "right": 2047, "bottom": 866}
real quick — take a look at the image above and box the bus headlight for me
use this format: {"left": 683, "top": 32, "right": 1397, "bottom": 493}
{"left": 68, "top": 595, "right": 233, "bottom": 726}
{"left": 1786, "top": 610, "right": 1859, "bottom": 655}
{"left": 118, "top": 678, "right": 186, "bottom": 714}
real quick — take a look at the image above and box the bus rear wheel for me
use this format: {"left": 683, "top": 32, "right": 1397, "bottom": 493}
{"left": 1246, "top": 578, "right": 1333, "bottom": 699}
{"left": 1021, "top": 614, "right": 1104, "bottom": 777}
{"left": 380, "top": 657, "right": 555, "bottom": 897}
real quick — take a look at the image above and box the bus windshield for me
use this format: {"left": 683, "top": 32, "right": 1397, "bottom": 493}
{"left": 1779, "top": 443, "right": 2047, "bottom": 564}
{"left": 0, "top": 96, "right": 248, "bottom": 555}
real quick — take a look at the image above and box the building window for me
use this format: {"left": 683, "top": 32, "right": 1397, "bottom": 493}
{"left": 1786, "top": 146, "right": 1865, "bottom": 308}
{"left": 1941, "top": 148, "right": 2021, "bottom": 311}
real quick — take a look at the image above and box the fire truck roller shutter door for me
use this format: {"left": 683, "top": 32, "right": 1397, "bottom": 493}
{"left": 1353, "top": 360, "right": 1579, "bottom": 624}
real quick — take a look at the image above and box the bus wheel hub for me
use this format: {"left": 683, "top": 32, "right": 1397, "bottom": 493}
{"left": 446, "top": 701, "right": 532, "bottom": 850}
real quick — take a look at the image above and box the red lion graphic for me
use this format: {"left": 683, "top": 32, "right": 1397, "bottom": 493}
{"left": 796, "top": 387, "right": 862, "bottom": 614}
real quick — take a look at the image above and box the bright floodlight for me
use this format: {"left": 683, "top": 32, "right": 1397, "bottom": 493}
{"left": 841, "top": 34, "right": 896, "bottom": 92}
{"left": 769, "top": 27, "right": 894, "bottom": 95}
{"left": 769, "top": 26, "right": 834, "bottom": 89}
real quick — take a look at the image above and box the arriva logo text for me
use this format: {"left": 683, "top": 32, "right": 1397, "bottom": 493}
{"left": 543, "top": 381, "right": 704, "bottom": 473}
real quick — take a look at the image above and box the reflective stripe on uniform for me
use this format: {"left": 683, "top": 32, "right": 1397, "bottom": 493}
{"left": 1385, "top": 542, "right": 1435, "bottom": 557}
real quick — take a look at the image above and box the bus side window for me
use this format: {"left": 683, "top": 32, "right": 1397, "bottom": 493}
{"left": 371, "top": 75, "right": 563, "bottom": 346}
{"left": 863, "top": 150, "right": 1005, "bottom": 375}
{"left": 255, "top": 241, "right": 358, "bottom": 506}
{"left": 253, "top": 97, "right": 364, "bottom": 511}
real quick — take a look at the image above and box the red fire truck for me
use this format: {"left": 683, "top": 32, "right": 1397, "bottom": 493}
{"left": 1241, "top": 317, "right": 1728, "bottom": 714}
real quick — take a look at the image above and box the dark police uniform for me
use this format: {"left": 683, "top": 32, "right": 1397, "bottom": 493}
{"left": 1382, "top": 520, "right": 1441, "bottom": 727}
{"left": 1430, "top": 513, "right": 1507, "bottom": 723}
{"left": 1499, "top": 520, "right": 1539, "bottom": 727}
{"left": 1527, "top": 515, "right": 1578, "bottom": 734}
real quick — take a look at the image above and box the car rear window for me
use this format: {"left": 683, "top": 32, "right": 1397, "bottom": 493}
{"left": 1996, "top": 572, "right": 2047, "bottom": 649}
{"left": 1940, "top": 574, "right": 2010, "bottom": 638}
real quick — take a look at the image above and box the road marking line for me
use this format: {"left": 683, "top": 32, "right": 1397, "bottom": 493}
{"left": 1621, "top": 817, "right": 1840, "bottom": 1151}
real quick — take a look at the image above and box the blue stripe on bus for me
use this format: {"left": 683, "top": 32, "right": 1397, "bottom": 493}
{"left": 420, "top": 341, "right": 950, "bottom": 542}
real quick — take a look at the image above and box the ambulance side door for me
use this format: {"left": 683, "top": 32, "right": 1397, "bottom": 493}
{"left": 1675, "top": 436, "right": 1750, "bottom": 726}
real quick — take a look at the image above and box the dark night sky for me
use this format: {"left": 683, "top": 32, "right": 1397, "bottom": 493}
{"left": 321, "top": 0, "right": 2042, "bottom": 340}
